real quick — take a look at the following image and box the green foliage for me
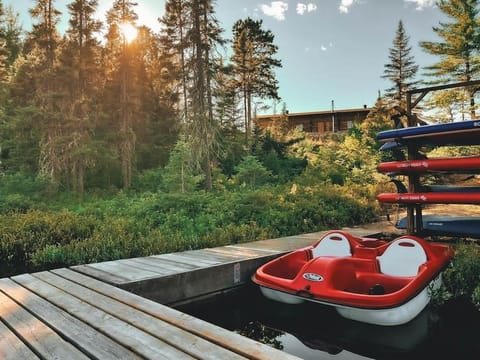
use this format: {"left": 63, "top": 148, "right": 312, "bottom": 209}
{"left": 0, "top": 173, "right": 50, "bottom": 213}
{"left": 382, "top": 20, "right": 419, "bottom": 103}
{"left": 0, "top": 176, "right": 378, "bottom": 277}
{"left": 161, "top": 135, "right": 204, "bottom": 193}
{"left": 0, "top": 210, "right": 97, "bottom": 276}
{"left": 420, "top": 0, "right": 480, "bottom": 117}
{"left": 231, "top": 17, "right": 281, "bottom": 136}
{"left": 335, "top": 134, "right": 380, "bottom": 185}
{"left": 442, "top": 243, "right": 480, "bottom": 306}
{"left": 250, "top": 130, "right": 307, "bottom": 182}
{"left": 233, "top": 155, "right": 273, "bottom": 189}
{"left": 428, "top": 145, "right": 480, "bottom": 158}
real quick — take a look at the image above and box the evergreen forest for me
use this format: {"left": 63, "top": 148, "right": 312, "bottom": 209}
{"left": 0, "top": 0, "right": 479, "bottom": 307}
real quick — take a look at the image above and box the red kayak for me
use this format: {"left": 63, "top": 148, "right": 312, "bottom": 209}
{"left": 377, "top": 192, "right": 480, "bottom": 204}
{"left": 252, "top": 231, "right": 453, "bottom": 326}
{"left": 378, "top": 156, "right": 480, "bottom": 174}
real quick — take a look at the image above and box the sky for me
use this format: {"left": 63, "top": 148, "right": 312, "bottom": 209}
{"left": 5, "top": 0, "right": 447, "bottom": 114}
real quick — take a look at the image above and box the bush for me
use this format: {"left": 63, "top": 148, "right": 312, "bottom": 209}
{"left": 0, "top": 174, "right": 50, "bottom": 213}
{"left": 0, "top": 210, "right": 97, "bottom": 276}
{"left": 442, "top": 243, "right": 480, "bottom": 307}
{"left": 0, "top": 193, "right": 34, "bottom": 213}
{"left": 0, "top": 178, "right": 378, "bottom": 277}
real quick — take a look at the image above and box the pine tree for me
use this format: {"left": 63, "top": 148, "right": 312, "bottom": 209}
{"left": 420, "top": 0, "right": 480, "bottom": 118}
{"left": 164, "top": 0, "right": 225, "bottom": 191}
{"left": 231, "top": 18, "right": 282, "bottom": 141}
{"left": 382, "top": 20, "right": 419, "bottom": 104}
{"left": 213, "top": 61, "right": 242, "bottom": 131}
{"left": 162, "top": 135, "right": 203, "bottom": 193}
{"left": 0, "top": 1, "right": 8, "bottom": 83}
{"left": 159, "top": 0, "right": 190, "bottom": 122}
{"left": 54, "top": 0, "right": 102, "bottom": 192}
{"left": 28, "top": 0, "right": 61, "bottom": 68}
{"left": 104, "top": 0, "right": 139, "bottom": 189}
{"left": 1, "top": 5, "right": 22, "bottom": 73}
{"left": 25, "top": 0, "right": 62, "bottom": 184}
{"left": 133, "top": 25, "right": 178, "bottom": 172}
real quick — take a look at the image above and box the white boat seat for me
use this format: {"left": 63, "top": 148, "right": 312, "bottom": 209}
{"left": 376, "top": 238, "right": 427, "bottom": 277}
{"left": 311, "top": 232, "right": 352, "bottom": 258}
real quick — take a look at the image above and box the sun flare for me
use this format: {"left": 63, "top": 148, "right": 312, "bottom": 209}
{"left": 119, "top": 22, "right": 138, "bottom": 43}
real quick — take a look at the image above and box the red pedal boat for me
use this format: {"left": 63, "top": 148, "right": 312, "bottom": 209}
{"left": 252, "top": 231, "right": 454, "bottom": 326}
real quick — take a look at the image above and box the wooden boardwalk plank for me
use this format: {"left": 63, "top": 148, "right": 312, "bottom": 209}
{"left": 160, "top": 252, "right": 222, "bottom": 267}
{"left": 204, "top": 245, "right": 278, "bottom": 257}
{"left": 118, "top": 259, "right": 173, "bottom": 275}
{"left": 12, "top": 274, "right": 195, "bottom": 360}
{"left": 70, "top": 263, "right": 130, "bottom": 285}
{"left": 0, "top": 319, "right": 39, "bottom": 360}
{"left": 128, "top": 257, "right": 202, "bottom": 274}
{"left": 124, "top": 258, "right": 181, "bottom": 275}
{"left": 200, "top": 248, "right": 249, "bottom": 261}
{"left": 0, "top": 285, "right": 89, "bottom": 360}
{"left": 182, "top": 249, "right": 247, "bottom": 263}
{"left": 145, "top": 256, "right": 200, "bottom": 271}
{"left": 230, "top": 234, "right": 319, "bottom": 252}
{"left": 83, "top": 260, "right": 161, "bottom": 282}
{"left": 0, "top": 278, "right": 140, "bottom": 360}
{"left": 53, "top": 268, "right": 301, "bottom": 360}
{"left": 32, "top": 271, "right": 246, "bottom": 360}
{"left": 206, "top": 246, "right": 278, "bottom": 258}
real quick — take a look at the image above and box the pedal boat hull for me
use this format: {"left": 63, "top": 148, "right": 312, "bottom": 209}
{"left": 252, "top": 231, "right": 453, "bottom": 326}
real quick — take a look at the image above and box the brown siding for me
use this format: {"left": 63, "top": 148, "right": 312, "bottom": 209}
{"left": 255, "top": 108, "right": 371, "bottom": 135}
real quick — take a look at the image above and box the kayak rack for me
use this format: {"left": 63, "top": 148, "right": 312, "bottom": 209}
{"left": 383, "top": 80, "right": 480, "bottom": 234}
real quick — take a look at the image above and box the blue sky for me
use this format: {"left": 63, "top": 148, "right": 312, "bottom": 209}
{"left": 6, "top": 0, "right": 446, "bottom": 113}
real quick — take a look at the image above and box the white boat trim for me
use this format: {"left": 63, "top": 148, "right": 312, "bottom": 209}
{"left": 259, "top": 276, "right": 442, "bottom": 326}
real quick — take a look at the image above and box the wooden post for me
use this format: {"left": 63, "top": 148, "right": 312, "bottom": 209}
{"left": 405, "top": 92, "right": 423, "bottom": 234}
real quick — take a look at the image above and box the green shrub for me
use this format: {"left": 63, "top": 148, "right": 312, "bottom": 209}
{"left": 432, "top": 243, "right": 480, "bottom": 309}
{"left": 444, "top": 244, "right": 480, "bottom": 296}
{"left": 0, "top": 210, "right": 97, "bottom": 276}
{"left": 0, "top": 173, "right": 50, "bottom": 197}
{"left": 0, "top": 180, "right": 378, "bottom": 277}
{"left": 0, "top": 194, "right": 34, "bottom": 213}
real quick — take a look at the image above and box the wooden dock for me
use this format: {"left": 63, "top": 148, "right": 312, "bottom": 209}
{"left": 0, "top": 268, "right": 300, "bottom": 359}
{"left": 72, "top": 232, "right": 326, "bottom": 305}
{"left": 0, "top": 225, "right": 389, "bottom": 359}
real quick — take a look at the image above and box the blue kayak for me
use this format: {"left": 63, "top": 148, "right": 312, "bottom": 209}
{"left": 377, "top": 119, "right": 480, "bottom": 148}
{"left": 396, "top": 215, "right": 480, "bottom": 238}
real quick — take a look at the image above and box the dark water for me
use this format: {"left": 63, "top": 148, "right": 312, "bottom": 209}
{"left": 176, "top": 285, "right": 480, "bottom": 360}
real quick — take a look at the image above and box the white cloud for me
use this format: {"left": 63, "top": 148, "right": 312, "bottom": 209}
{"left": 339, "top": 0, "right": 355, "bottom": 14}
{"left": 321, "top": 45, "right": 327, "bottom": 51}
{"left": 404, "top": 0, "right": 435, "bottom": 11}
{"left": 260, "top": 1, "right": 289, "bottom": 21}
{"left": 297, "top": 3, "right": 307, "bottom": 15}
{"left": 296, "top": 3, "right": 318, "bottom": 15}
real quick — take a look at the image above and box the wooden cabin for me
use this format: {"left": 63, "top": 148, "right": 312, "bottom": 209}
{"left": 255, "top": 106, "right": 371, "bottom": 135}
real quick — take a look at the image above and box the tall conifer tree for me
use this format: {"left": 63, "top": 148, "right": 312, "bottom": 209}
{"left": 161, "top": 0, "right": 224, "bottom": 191}
{"left": 420, "top": 0, "right": 480, "bottom": 118}
{"left": 53, "top": 0, "right": 102, "bottom": 192}
{"left": 104, "top": 0, "right": 139, "bottom": 189}
{"left": 231, "top": 18, "right": 281, "bottom": 142}
{"left": 160, "top": 0, "right": 190, "bottom": 122}
{"left": 382, "top": 20, "right": 419, "bottom": 104}
{"left": 26, "top": 0, "right": 62, "bottom": 184}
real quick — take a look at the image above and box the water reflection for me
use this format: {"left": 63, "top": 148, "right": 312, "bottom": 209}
{"left": 176, "top": 285, "right": 480, "bottom": 360}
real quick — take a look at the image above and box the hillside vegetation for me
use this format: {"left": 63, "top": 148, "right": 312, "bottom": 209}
{"left": 0, "top": 117, "right": 389, "bottom": 277}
